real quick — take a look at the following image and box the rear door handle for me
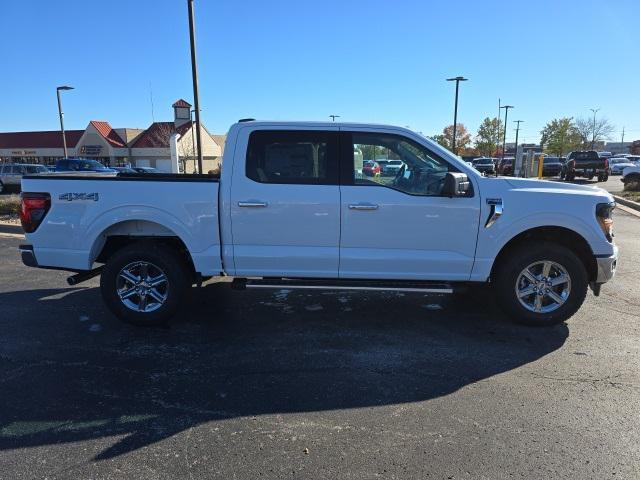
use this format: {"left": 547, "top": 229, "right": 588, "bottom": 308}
{"left": 238, "top": 201, "right": 268, "bottom": 208}
{"left": 348, "top": 203, "right": 379, "bottom": 210}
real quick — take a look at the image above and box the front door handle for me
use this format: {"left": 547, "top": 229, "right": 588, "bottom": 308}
{"left": 238, "top": 201, "right": 268, "bottom": 208}
{"left": 348, "top": 203, "right": 379, "bottom": 210}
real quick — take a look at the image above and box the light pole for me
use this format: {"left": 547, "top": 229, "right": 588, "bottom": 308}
{"left": 329, "top": 115, "right": 340, "bottom": 122}
{"left": 56, "top": 86, "right": 74, "bottom": 159}
{"left": 187, "top": 0, "right": 203, "bottom": 174}
{"left": 446, "top": 76, "right": 468, "bottom": 155}
{"left": 590, "top": 108, "right": 600, "bottom": 150}
{"left": 190, "top": 109, "right": 197, "bottom": 173}
{"left": 500, "top": 105, "right": 514, "bottom": 162}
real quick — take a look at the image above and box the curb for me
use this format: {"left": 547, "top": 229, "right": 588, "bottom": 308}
{"left": 0, "top": 222, "right": 23, "bottom": 235}
{"left": 613, "top": 194, "right": 640, "bottom": 213}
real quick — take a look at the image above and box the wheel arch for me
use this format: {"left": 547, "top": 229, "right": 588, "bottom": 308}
{"left": 490, "top": 226, "right": 597, "bottom": 282}
{"left": 90, "top": 220, "right": 196, "bottom": 279}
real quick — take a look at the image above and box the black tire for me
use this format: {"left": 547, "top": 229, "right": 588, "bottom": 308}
{"left": 494, "top": 242, "right": 588, "bottom": 326}
{"left": 0, "top": 180, "right": 4, "bottom": 194}
{"left": 100, "top": 241, "right": 190, "bottom": 326}
{"left": 602, "top": 173, "right": 609, "bottom": 182}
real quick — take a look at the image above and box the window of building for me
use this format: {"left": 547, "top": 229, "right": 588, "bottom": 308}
{"left": 246, "top": 130, "right": 338, "bottom": 185}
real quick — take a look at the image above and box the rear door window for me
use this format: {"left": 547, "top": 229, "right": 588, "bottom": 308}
{"left": 246, "top": 130, "right": 338, "bottom": 185}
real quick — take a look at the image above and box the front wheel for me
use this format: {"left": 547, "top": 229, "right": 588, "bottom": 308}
{"left": 494, "top": 242, "right": 588, "bottom": 326}
{"left": 100, "top": 241, "right": 190, "bottom": 326}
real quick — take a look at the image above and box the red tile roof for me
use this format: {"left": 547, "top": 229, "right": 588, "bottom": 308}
{"left": 131, "top": 121, "right": 194, "bottom": 148}
{"left": 89, "top": 120, "right": 126, "bottom": 147}
{"left": 0, "top": 130, "right": 84, "bottom": 149}
{"left": 172, "top": 99, "right": 192, "bottom": 108}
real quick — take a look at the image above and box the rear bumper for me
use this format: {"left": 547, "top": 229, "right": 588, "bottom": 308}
{"left": 19, "top": 244, "right": 38, "bottom": 268}
{"left": 595, "top": 246, "right": 618, "bottom": 283}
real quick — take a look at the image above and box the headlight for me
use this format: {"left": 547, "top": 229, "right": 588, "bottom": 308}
{"left": 596, "top": 202, "right": 615, "bottom": 242}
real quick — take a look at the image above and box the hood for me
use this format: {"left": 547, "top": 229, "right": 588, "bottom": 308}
{"left": 502, "top": 177, "right": 613, "bottom": 200}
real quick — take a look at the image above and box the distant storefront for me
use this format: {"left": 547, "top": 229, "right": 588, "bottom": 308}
{"left": 0, "top": 99, "right": 225, "bottom": 173}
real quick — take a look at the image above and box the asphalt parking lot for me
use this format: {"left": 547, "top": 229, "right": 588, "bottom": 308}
{"left": 0, "top": 211, "right": 639, "bottom": 479}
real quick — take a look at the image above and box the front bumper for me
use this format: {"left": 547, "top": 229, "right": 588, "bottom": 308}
{"left": 595, "top": 246, "right": 618, "bottom": 283}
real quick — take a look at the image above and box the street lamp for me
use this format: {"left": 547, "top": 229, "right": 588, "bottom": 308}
{"left": 329, "top": 115, "right": 340, "bottom": 122}
{"left": 187, "top": 0, "right": 203, "bottom": 174}
{"left": 500, "top": 105, "right": 514, "bottom": 162}
{"left": 190, "top": 109, "right": 197, "bottom": 173}
{"left": 446, "top": 76, "right": 468, "bottom": 155}
{"left": 56, "top": 85, "right": 74, "bottom": 159}
{"left": 590, "top": 108, "right": 600, "bottom": 150}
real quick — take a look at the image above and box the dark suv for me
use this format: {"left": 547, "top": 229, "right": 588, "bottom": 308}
{"left": 563, "top": 151, "right": 609, "bottom": 182}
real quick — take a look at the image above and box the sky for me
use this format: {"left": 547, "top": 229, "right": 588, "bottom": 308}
{"left": 1, "top": 0, "right": 638, "bottom": 145}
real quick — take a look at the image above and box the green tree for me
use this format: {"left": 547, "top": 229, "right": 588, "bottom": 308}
{"left": 540, "top": 117, "right": 582, "bottom": 156}
{"left": 474, "top": 117, "right": 504, "bottom": 157}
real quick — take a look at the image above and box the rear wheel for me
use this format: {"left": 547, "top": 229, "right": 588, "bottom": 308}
{"left": 494, "top": 242, "right": 588, "bottom": 326}
{"left": 100, "top": 242, "right": 190, "bottom": 326}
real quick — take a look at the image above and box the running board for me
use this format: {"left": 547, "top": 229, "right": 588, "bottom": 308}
{"left": 232, "top": 278, "right": 454, "bottom": 294}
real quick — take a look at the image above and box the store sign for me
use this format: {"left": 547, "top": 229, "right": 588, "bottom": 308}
{"left": 80, "top": 145, "right": 103, "bottom": 155}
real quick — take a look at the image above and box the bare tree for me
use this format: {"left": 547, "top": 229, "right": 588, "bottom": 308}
{"left": 574, "top": 116, "right": 615, "bottom": 149}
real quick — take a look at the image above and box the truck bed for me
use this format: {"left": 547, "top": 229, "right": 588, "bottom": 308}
{"left": 20, "top": 174, "right": 222, "bottom": 275}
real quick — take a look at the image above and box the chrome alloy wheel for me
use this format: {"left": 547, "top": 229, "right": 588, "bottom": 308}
{"left": 515, "top": 260, "right": 571, "bottom": 313}
{"left": 116, "top": 261, "right": 169, "bottom": 313}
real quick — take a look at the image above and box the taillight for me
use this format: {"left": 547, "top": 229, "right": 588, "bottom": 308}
{"left": 604, "top": 158, "right": 609, "bottom": 169}
{"left": 596, "top": 201, "right": 615, "bottom": 242}
{"left": 20, "top": 192, "right": 51, "bottom": 233}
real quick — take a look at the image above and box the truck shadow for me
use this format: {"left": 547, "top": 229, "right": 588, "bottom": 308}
{"left": 0, "top": 283, "right": 568, "bottom": 460}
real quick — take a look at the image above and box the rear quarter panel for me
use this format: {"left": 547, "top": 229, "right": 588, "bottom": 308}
{"left": 21, "top": 176, "right": 221, "bottom": 275}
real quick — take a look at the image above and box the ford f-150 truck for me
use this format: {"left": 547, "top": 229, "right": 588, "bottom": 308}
{"left": 18, "top": 121, "right": 618, "bottom": 327}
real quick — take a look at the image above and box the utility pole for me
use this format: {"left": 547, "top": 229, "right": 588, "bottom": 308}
{"left": 56, "top": 86, "right": 74, "bottom": 159}
{"left": 329, "top": 115, "right": 340, "bottom": 122}
{"left": 496, "top": 98, "right": 501, "bottom": 157}
{"left": 590, "top": 108, "right": 600, "bottom": 150}
{"left": 621, "top": 126, "right": 625, "bottom": 152}
{"left": 187, "top": 0, "right": 204, "bottom": 174}
{"left": 500, "top": 105, "right": 514, "bottom": 163}
{"left": 513, "top": 120, "right": 523, "bottom": 157}
{"left": 446, "top": 76, "right": 468, "bottom": 154}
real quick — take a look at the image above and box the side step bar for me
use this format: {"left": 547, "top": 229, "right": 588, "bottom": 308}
{"left": 232, "top": 278, "right": 454, "bottom": 294}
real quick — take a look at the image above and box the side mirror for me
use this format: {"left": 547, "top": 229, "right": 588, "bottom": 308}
{"left": 443, "top": 172, "right": 471, "bottom": 197}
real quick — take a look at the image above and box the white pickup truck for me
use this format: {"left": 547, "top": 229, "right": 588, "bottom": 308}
{"left": 19, "top": 121, "right": 618, "bottom": 326}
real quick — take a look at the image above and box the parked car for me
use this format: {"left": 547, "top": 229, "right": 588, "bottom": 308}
{"left": 564, "top": 151, "right": 609, "bottom": 182}
{"left": 472, "top": 157, "right": 496, "bottom": 175}
{"left": 0, "top": 163, "right": 49, "bottom": 193}
{"left": 112, "top": 166, "right": 138, "bottom": 174}
{"left": 132, "top": 166, "right": 161, "bottom": 174}
{"left": 496, "top": 158, "right": 513, "bottom": 176}
{"left": 54, "top": 158, "right": 116, "bottom": 173}
{"left": 19, "top": 120, "right": 618, "bottom": 328}
{"left": 621, "top": 164, "right": 640, "bottom": 188}
{"left": 362, "top": 160, "right": 381, "bottom": 177}
{"left": 541, "top": 157, "right": 563, "bottom": 177}
{"left": 380, "top": 159, "right": 404, "bottom": 176}
{"left": 624, "top": 155, "right": 640, "bottom": 164}
{"left": 608, "top": 158, "right": 636, "bottom": 175}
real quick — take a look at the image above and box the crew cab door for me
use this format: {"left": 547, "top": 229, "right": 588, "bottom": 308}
{"left": 229, "top": 127, "right": 341, "bottom": 277}
{"left": 339, "top": 129, "right": 480, "bottom": 281}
